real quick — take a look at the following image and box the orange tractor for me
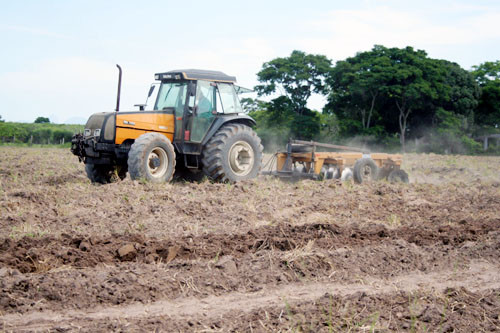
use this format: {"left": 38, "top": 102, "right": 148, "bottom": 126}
{"left": 71, "top": 67, "right": 262, "bottom": 183}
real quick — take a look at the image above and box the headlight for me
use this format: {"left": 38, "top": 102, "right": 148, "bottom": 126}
{"left": 94, "top": 129, "right": 101, "bottom": 137}
{"left": 84, "top": 129, "right": 91, "bottom": 137}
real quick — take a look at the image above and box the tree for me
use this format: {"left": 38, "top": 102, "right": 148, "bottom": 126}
{"left": 34, "top": 117, "right": 50, "bottom": 123}
{"left": 255, "top": 50, "right": 331, "bottom": 116}
{"left": 471, "top": 61, "right": 500, "bottom": 86}
{"left": 327, "top": 45, "right": 479, "bottom": 151}
{"left": 240, "top": 97, "right": 267, "bottom": 114}
{"left": 471, "top": 61, "right": 500, "bottom": 127}
{"left": 327, "top": 45, "right": 392, "bottom": 132}
{"left": 0, "top": 115, "right": 4, "bottom": 123}
{"left": 255, "top": 50, "right": 331, "bottom": 140}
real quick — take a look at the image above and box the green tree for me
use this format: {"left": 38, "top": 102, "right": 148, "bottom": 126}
{"left": 327, "top": 45, "right": 479, "bottom": 151}
{"left": 0, "top": 115, "right": 4, "bottom": 123}
{"left": 34, "top": 117, "right": 50, "bottom": 123}
{"left": 471, "top": 61, "right": 500, "bottom": 86}
{"left": 248, "top": 98, "right": 293, "bottom": 150}
{"left": 471, "top": 61, "right": 500, "bottom": 127}
{"left": 317, "top": 112, "right": 340, "bottom": 142}
{"left": 255, "top": 50, "right": 331, "bottom": 115}
{"left": 327, "top": 45, "right": 392, "bottom": 132}
{"left": 240, "top": 97, "right": 267, "bottom": 114}
{"left": 255, "top": 50, "right": 330, "bottom": 139}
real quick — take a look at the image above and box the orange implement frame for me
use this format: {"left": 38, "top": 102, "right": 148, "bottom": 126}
{"left": 268, "top": 140, "right": 403, "bottom": 180}
{"left": 276, "top": 152, "right": 402, "bottom": 175}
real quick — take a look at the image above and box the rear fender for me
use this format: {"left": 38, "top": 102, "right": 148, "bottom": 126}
{"left": 201, "top": 115, "right": 256, "bottom": 146}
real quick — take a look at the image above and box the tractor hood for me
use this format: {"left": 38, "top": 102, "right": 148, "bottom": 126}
{"left": 84, "top": 112, "right": 115, "bottom": 141}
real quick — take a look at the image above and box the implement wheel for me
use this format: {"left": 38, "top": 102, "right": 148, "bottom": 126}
{"left": 387, "top": 169, "right": 409, "bottom": 183}
{"left": 202, "top": 123, "right": 263, "bottom": 182}
{"left": 128, "top": 133, "right": 176, "bottom": 183}
{"left": 353, "top": 157, "right": 379, "bottom": 184}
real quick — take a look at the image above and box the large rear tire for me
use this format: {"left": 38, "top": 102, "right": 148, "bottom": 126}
{"left": 353, "top": 157, "right": 379, "bottom": 184}
{"left": 202, "top": 124, "right": 263, "bottom": 182}
{"left": 85, "top": 164, "right": 127, "bottom": 184}
{"left": 128, "top": 133, "right": 176, "bottom": 183}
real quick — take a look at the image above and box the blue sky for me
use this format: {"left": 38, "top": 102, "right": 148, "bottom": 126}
{"left": 1, "top": 0, "right": 500, "bottom": 123}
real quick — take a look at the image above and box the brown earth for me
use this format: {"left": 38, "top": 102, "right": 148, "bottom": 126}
{"left": 0, "top": 147, "right": 499, "bottom": 332}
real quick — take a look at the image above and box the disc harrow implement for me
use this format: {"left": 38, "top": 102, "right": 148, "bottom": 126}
{"left": 263, "top": 139, "right": 409, "bottom": 184}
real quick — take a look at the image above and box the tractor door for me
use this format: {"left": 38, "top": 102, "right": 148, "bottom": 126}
{"left": 154, "top": 81, "right": 188, "bottom": 142}
{"left": 188, "top": 80, "right": 217, "bottom": 142}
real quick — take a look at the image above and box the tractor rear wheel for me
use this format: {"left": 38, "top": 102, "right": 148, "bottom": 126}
{"left": 353, "top": 157, "right": 379, "bottom": 184}
{"left": 202, "top": 123, "right": 263, "bottom": 182}
{"left": 85, "top": 164, "right": 127, "bottom": 184}
{"left": 128, "top": 133, "right": 176, "bottom": 183}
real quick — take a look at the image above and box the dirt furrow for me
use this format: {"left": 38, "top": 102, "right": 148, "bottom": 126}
{"left": 1, "top": 218, "right": 497, "bottom": 273}
{"left": 1, "top": 261, "right": 498, "bottom": 331}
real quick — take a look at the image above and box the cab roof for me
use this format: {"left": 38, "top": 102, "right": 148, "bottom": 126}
{"left": 155, "top": 69, "right": 237, "bottom": 83}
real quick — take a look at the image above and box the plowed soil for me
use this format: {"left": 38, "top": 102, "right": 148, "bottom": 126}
{"left": 0, "top": 147, "right": 499, "bottom": 332}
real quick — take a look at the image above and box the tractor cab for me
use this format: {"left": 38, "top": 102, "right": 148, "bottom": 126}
{"left": 151, "top": 70, "right": 254, "bottom": 156}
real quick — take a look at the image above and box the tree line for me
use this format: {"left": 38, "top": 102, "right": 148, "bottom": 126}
{"left": 247, "top": 46, "right": 500, "bottom": 154}
{"left": 0, "top": 117, "right": 83, "bottom": 145}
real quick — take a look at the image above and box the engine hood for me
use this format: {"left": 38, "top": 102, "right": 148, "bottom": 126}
{"left": 84, "top": 112, "right": 115, "bottom": 141}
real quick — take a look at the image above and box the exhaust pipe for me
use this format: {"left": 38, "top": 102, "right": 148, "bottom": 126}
{"left": 115, "top": 64, "right": 122, "bottom": 112}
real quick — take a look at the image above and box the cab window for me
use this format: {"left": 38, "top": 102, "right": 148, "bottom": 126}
{"left": 154, "top": 82, "right": 187, "bottom": 115}
{"left": 217, "top": 83, "right": 243, "bottom": 114}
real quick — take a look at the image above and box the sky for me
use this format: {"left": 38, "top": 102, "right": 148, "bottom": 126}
{"left": 1, "top": 0, "right": 500, "bottom": 124}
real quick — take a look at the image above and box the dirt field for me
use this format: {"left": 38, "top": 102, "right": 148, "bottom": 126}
{"left": 0, "top": 147, "right": 499, "bottom": 332}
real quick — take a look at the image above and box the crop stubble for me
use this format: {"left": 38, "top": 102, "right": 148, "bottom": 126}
{"left": 0, "top": 147, "right": 499, "bottom": 331}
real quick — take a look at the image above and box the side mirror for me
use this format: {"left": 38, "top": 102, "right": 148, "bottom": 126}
{"left": 134, "top": 104, "right": 146, "bottom": 111}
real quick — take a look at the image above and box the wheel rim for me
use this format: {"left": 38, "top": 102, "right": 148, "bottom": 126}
{"left": 228, "top": 140, "right": 254, "bottom": 176}
{"left": 361, "top": 165, "right": 375, "bottom": 181}
{"left": 147, "top": 147, "right": 168, "bottom": 179}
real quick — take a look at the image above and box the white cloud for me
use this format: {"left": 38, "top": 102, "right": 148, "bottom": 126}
{"left": 296, "top": 5, "right": 500, "bottom": 63}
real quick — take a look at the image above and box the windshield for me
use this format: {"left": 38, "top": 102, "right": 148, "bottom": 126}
{"left": 217, "top": 83, "right": 243, "bottom": 114}
{"left": 154, "top": 82, "right": 188, "bottom": 112}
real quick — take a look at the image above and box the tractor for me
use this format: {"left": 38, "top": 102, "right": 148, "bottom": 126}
{"left": 71, "top": 67, "right": 263, "bottom": 183}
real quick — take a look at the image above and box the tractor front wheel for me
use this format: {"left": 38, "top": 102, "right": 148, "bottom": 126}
{"left": 128, "top": 133, "right": 176, "bottom": 183}
{"left": 202, "top": 124, "right": 263, "bottom": 182}
{"left": 85, "top": 164, "right": 127, "bottom": 184}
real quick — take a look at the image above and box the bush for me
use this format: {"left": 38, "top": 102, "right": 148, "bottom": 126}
{"left": 34, "top": 117, "right": 50, "bottom": 124}
{"left": 32, "top": 128, "right": 53, "bottom": 144}
{"left": 0, "top": 122, "right": 83, "bottom": 145}
{"left": 52, "top": 129, "right": 73, "bottom": 143}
